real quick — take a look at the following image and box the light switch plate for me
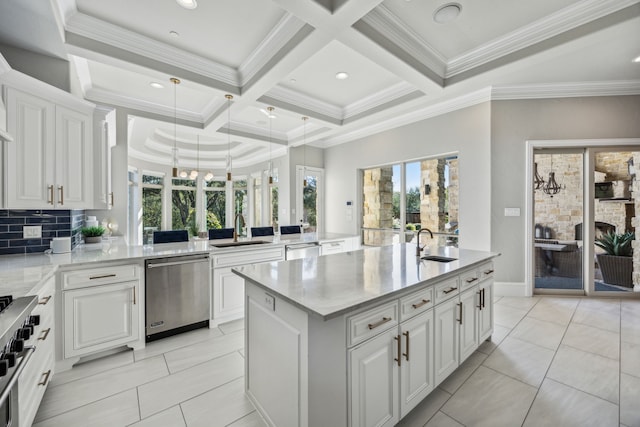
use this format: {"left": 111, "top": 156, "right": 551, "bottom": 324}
{"left": 504, "top": 207, "right": 521, "bottom": 217}
{"left": 23, "top": 225, "right": 42, "bottom": 238}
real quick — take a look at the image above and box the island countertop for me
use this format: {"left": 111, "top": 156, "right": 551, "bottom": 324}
{"left": 233, "top": 243, "right": 499, "bottom": 320}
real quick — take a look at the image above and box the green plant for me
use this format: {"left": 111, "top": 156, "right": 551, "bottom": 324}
{"left": 405, "top": 223, "right": 416, "bottom": 231}
{"left": 81, "top": 226, "right": 105, "bottom": 237}
{"left": 595, "top": 231, "right": 634, "bottom": 257}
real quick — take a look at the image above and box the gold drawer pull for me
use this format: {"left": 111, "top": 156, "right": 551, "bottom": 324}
{"left": 89, "top": 273, "right": 117, "bottom": 280}
{"left": 38, "top": 296, "right": 52, "bottom": 305}
{"left": 394, "top": 335, "right": 401, "bottom": 367}
{"left": 38, "top": 328, "right": 51, "bottom": 341}
{"left": 484, "top": 269, "right": 494, "bottom": 275}
{"left": 368, "top": 317, "right": 392, "bottom": 330}
{"left": 403, "top": 331, "right": 409, "bottom": 361}
{"left": 466, "top": 277, "right": 478, "bottom": 283}
{"left": 47, "top": 185, "right": 54, "bottom": 205}
{"left": 58, "top": 185, "right": 64, "bottom": 205}
{"left": 457, "top": 302, "right": 463, "bottom": 324}
{"left": 38, "top": 370, "right": 52, "bottom": 386}
{"left": 411, "top": 299, "right": 430, "bottom": 309}
{"left": 443, "top": 287, "right": 458, "bottom": 294}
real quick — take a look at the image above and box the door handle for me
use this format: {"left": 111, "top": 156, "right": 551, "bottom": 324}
{"left": 477, "top": 290, "right": 482, "bottom": 310}
{"left": 411, "top": 299, "right": 430, "bottom": 309}
{"left": 457, "top": 302, "right": 463, "bottom": 324}
{"left": 368, "top": 317, "right": 391, "bottom": 330}
{"left": 47, "top": 185, "right": 54, "bottom": 205}
{"left": 133, "top": 286, "right": 136, "bottom": 305}
{"left": 58, "top": 186, "right": 64, "bottom": 205}
{"left": 403, "top": 331, "right": 409, "bottom": 361}
{"left": 394, "top": 335, "right": 401, "bottom": 367}
{"left": 109, "top": 191, "right": 114, "bottom": 206}
{"left": 482, "top": 288, "right": 486, "bottom": 308}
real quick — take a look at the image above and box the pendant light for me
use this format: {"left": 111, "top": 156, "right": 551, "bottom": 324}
{"left": 225, "top": 94, "right": 233, "bottom": 181}
{"left": 302, "top": 116, "right": 308, "bottom": 187}
{"left": 542, "top": 155, "right": 562, "bottom": 197}
{"left": 267, "top": 106, "right": 274, "bottom": 185}
{"left": 190, "top": 135, "right": 199, "bottom": 180}
{"left": 170, "top": 77, "right": 181, "bottom": 177}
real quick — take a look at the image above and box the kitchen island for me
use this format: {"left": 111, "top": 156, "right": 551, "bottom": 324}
{"left": 233, "top": 244, "right": 499, "bottom": 427}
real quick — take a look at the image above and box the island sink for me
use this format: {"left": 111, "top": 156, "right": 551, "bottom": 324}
{"left": 421, "top": 255, "right": 457, "bottom": 262}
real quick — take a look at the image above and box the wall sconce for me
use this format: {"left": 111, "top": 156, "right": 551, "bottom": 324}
{"left": 424, "top": 184, "right": 431, "bottom": 195}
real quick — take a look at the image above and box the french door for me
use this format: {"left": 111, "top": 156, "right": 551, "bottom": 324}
{"left": 296, "top": 166, "right": 323, "bottom": 233}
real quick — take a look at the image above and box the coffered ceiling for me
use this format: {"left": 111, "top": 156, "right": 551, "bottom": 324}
{"left": 0, "top": 0, "right": 639, "bottom": 170}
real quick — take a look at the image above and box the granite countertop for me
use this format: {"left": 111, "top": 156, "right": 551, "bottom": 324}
{"left": 233, "top": 244, "right": 500, "bottom": 320}
{"left": 0, "top": 232, "right": 358, "bottom": 297}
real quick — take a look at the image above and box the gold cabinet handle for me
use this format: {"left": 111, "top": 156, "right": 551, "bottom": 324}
{"left": 38, "top": 295, "right": 52, "bottom": 305}
{"left": 411, "top": 299, "right": 430, "bottom": 309}
{"left": 443, "top": 287, "right": 458, "bottom": 294}
{"left": 466, "top": 277, "right": 478, "bottom": 283}
{"left": 457, "top": 302, "right": 463, "bottom": 324}
{"left": 367, "top": 317, "right": 391, "bottom": 330}
{"left": 58, "top": 185, "right": 64, "bottom": 205}
{"left": 38, "top": 328, "right": 51, "bottom": 341}
{"left": 38, "top": 369, "right": 52, "bottom": 386}
{"left": 403, "top": 331, "right": 409, "bottom": 361}
{"left": 109, "top": 191, "right": 114, "bottom": 206}
{"left": 394, "top": 335, "right": 401, "bottom": 367}
{"left": 47, "top": 185, "right": 54, "bottom": 205}
{"left": 89, "top": 273, "right": 117, "bottom": 280}
{"left": 484, "top": 269, "right": 494, "bottom": 275}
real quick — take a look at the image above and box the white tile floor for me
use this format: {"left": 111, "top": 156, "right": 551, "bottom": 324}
{"left": 34, "top": 296, "right": 640, "bottom": 427}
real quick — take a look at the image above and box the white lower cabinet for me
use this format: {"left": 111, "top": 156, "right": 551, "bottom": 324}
{"left": 459, "top": 287, "right": 479, "bottom": 361}
{"left": 59, "top": 263, "right": 143, "bottom": 369}
{"left": 63, "top": 281, "right": 140, "bottom": 358}
{"left": 349, "top": 328, "right": 399, "bottom": 427}
{"left": 19, "top": 276, "right": 56, "bottom": 427}
{"left": 434, "top": 297, "right": 459, "bottom": 385}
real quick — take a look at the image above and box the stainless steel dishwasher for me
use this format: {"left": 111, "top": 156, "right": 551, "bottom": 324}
{"left": 285, "top": 242, "right": 321, "bottom": 260}
{"left": 145, "top": 253, "right": 210, "bottom": 341}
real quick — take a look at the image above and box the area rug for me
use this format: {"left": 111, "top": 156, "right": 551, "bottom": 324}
{"left": 535, "top": 276, "right": 627, "bottom": 292}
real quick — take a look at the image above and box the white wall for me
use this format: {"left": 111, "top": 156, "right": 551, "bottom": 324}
{"left": 324, "top": 102, "right": 492, "bottom": 251}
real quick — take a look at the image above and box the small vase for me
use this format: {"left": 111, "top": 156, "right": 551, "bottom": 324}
{"left": 84, "top": 236, "right": 102, "bottom": 244}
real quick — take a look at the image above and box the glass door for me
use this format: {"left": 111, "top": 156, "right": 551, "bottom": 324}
{"left": 296, "top": 166, "right": 323, "bottom": 233}
{"left": 533, "top": 150, "right": 584, "bottom": 293}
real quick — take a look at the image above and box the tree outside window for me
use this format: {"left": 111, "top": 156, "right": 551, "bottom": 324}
{"left": 142, "top": 174, "right": 163, "bottom": 244}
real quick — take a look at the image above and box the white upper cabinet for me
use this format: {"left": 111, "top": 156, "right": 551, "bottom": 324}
{"left": 3, "top": 85, "right": 93, "bottom": 208}
{"left": 92, "top": 107, "right": 114, "bottom": 209}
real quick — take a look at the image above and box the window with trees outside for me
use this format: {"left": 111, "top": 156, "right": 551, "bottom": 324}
{"left": 204, "top": 180, "right": 225, "bottom": 230}
{"left": 233, "top": 179, "right": 248, "bottom": 236}
{"left": 253, "top": 175, "right": 262, "bottom": 227}
{"left": 142, "top": 174, "right": 163, "bottom": 244}
{"left": 362, "top": 155, "right": 459, "bottom": 247}
{"left": 172, "top": 178, "right": 197, "bottom": 236}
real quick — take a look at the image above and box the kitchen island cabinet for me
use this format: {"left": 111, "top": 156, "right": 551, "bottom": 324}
{"left": 234, "top": 244, "right": 498, "bottom": 427}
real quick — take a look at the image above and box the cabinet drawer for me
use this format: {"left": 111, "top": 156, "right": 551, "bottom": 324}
{"left": 321, "top": 240, "right": 345, "bottom": 256}
{"left": 479, "top": 262, "right": 495, "bottom": 281}
{"left": 460, "top": 269, "right": 480, "bottom": 291}
{"left": 347, "top": 301, "right": 398, "bottom": 347}
{"left": 213, "top": 246, "right": 284, "bottom": 268}
{"left": 433, "top": 277, "right": 460, "bottom": 304}
{"left": 61, "top": 264, "right": 140, "bottom": 289}
{"left": 399, "top": 286, "right": 434, "bottom": 322}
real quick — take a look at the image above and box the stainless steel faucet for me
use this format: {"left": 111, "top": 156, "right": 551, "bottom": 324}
{"left": 233, "top": 213, "right": 245, "bottom": 242}
{"left": 416, "top": 227, "right": 433, "bottom": 256}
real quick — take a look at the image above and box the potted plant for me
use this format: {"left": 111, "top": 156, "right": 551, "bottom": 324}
{"left": 81, "top": 226, "right": 106, "bottom": 244}
{"left": 595, "top": 231, "right": 634, "bottom": 287}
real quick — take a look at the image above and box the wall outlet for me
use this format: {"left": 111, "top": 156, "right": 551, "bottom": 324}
{"left": 23, "top": 225, "right": 42, "bottom": 238}
{"left": 263, "top": 293, "right": 275, "bottom": 311}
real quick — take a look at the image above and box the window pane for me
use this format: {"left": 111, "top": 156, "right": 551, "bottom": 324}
{"left": 253, "top": 176, "right": 262, "bottom": 227}
{"left": 172, "top": 188, "right": 196, "bottom": 234}
{"left": 143, "top": 175, "right": 163, "bottom": 185}
{"left": 405, "top": 162, "right": 421, "bottom": 240}
{"left": 205, "top": 190, "right": 225, "bottom": 230}
{"left": 205, "top": 180, "right": 226, "bottom": 189}
{"left": 271, "top": 186, "right": 279, "bottom": 228}
{"left": 363, "top": 165, "right": 399, "bottom": 246}
{"left": 172, "top": 178, "right": 196, "bottom": 188}
{"left": 303, "top": 174, "right": 317, "bottom": 232}
{"left": 142, "top": 187, "right": 162, "bottom": 244}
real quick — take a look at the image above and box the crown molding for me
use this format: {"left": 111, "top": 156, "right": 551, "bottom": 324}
{"left": 322, "top": 87, "right": 492, "bottom": 147}
{"left": 85, "top": 87, "right": 204, "bottom": 123}
{"left": 265, "top": 85, "right": 343, "bottom": 120}
{"left": 446, "top": 0, "right": 640, "bottom": 77}
{"left": 238, "top": 13, "right": 306, "bottom": 86}
{"left": 343, "top": 81, "right": 418, "bottom": 119}
{"left": 65, "top": 12, "right": 239, "bottom": 85}
{"left": 0, "top": 54, "right": 10, "bottom": 75}
{"left": 492, "top": 80, "right": 640, "bottom": 99}
{"left": 361, "top": 6, "right": 447, "bottom": 77}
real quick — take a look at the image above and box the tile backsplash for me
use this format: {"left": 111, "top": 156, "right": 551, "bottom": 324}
{"left": 0, "top": 209, "right": 85, "bottom": 255}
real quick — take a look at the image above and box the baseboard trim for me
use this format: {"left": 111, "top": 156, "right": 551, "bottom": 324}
{"left": 494, "top": 282, "right": 529, "bottom": 297}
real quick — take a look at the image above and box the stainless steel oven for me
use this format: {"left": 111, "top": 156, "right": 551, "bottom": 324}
{"left": 0, "top": 295, "right": 39, "bottom": 427}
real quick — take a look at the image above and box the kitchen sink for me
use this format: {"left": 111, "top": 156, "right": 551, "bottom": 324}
{"left": 211, "top": 240, "right": 268, "bottom": 248}
{"left": 421, "top": 255, "right": 457, "bottom": 263}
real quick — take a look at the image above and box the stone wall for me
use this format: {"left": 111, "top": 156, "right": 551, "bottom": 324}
{"left": 362, "top": 167, "right": 394, "bottom": 246}
{"left": 419, "top": 159, "right": 445, "bottom": 231}
{"left": 632, "top": 152, "right": 640, "bottom": 288}
{"left": 448, "top": 158, "right": 459, "bottom": 226}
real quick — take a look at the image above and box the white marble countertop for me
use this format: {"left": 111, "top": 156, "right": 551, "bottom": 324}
{"left": 233, "top": 244, "right": 500, "bottom": 320}
{"left": 0, "top": 232, "right": 358, "bottom": 298}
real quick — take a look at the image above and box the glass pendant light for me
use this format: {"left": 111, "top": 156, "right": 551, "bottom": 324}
{"left": 170, "top": 77, "right": 181, "bottom": 177}
{"left": 302, "top": 116, "right": 308, "bottom": 187}
{"left": 267, "top": 106, "right": 274, "bottom": 185}
{"left": 225, "top": 94, "right": 233, "bottom": 181}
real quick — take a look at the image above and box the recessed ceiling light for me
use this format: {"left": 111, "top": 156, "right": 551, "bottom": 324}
{"left": 169, "top": 30, "right": 179, "bottom": 38}
{"left": 633, "top": 55, "right": 640, "bottom": 63}
{"left": 433, "top": 3, "right": 462, "bottom": 24}
{"left": 335, "top": 72, "right": 349, "bottom": 80}
{"left": 149, "top": 82, "right": 164, "bottom": 89}
{"left": 176, "top": 0, "right": 197, "bottom": 10}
